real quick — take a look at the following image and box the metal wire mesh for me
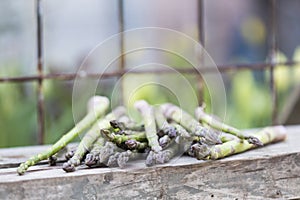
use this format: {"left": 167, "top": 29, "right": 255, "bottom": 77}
{"left": 0, "top": 0, "right": 295, "bottom": 144}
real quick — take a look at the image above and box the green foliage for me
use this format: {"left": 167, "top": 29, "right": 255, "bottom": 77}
{"left": 0, "top": 67, "right": 36, "bottom": 147}
{"left": 2, "top": 44, "right": 300, "bottom": 147}
{"left": 228, "top": 70, "right": 271, "bottom": 128}
{"left": 43, "top": 81, "right": 75, "bottom": 145}
{"left": 0, "top": 69, "right": 79, "bottom": 147}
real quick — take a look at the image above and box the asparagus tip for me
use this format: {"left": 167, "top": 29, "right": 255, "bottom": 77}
{"left": 117, "top": 150, "right": 132, "bottom": 168}
{"left": 84, "top": 153, "right": 98, "bottom": 167}
{"left": 107, "top": 153, "right": 120, "bottom": 167}
{"left": 145, "top": 151, "right": 156, "bottom": 166}
{"left": 167, "top": 126, "right": 177, "bottom": 138}
{"left": 62, "top": 162, "right": 76, "bottom": 172}
{"left": 99, "top": 142, "right": 117, "bottom": 164}
{"left": 155, "top": 151, "right": 170, "bottom": 164}
{"left": 152, "top": 146, "right": 162, "bottom": 153}
{"left": 48, "top": 155, "right": 57, "bottom": 166}
{"left": 246, "top": 136, "right": 264, "bottom": 147}
{"left": 17, "top": 164, "right": 26, "bottom": 175}
{"left": 125, "top": 139, "right": 138, "bottom": 150}
{"left": 159, "top": 135, "right": 171, "bottom": 148}
{"left": 65, "top": 149, "right": 75, "bottom": 160}
{"left": 87, "top": 96, "right": 109, "bottom": 113}
{"left": 200, "top": 129, "right": 222, "bottom": 145}
{"left": 191, "top": 143, "right": 210, "bottom": 160}
{"left": 134, "top": 100, "right": 149, "bottom": 111}
{"left": 109, "top": 120, "right": 119, "bottom": 128}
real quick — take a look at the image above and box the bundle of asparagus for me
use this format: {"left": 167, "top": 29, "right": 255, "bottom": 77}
{"left": 17, "top": 96, "right": 287, "bottom": 175}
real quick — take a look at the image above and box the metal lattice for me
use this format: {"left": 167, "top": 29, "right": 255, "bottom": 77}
{"left": 0, "top": 0, "right": 295, "bottom": 144}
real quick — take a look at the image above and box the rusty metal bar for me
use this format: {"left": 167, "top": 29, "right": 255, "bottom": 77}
{"left": 196, "top": 0, "right": 205, "bottom": 105}
{"left": 36, "top": 0, "right": 45, "bottom": 144}
{"left": 197, "top": 0, "right": 205, "bottom": 46}
{"left": 0, "top": 61, "right": 298, "bottom": 83}
{"left": 118, "top": 0, "right": 125, "bottom": 105}
{"left": 269, "top": 0, "right": 278, "bottom": 125}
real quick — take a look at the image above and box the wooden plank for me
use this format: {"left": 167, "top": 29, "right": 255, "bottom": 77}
{"left": 0, "top": 144, "right": 76, "bottom": 168}
{"left": 0, "top": 126, "right": 300, "bottom": 199}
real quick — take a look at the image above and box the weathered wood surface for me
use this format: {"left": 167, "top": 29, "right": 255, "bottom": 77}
{"left": 0, "top": 143, "right": 76, "bottom": 168}
{"left": 0, "top": 126, "right": 300, "bottom": 200}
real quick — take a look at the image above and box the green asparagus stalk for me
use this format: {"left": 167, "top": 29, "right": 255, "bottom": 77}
{"left": 180, "top": 136, "right": 203, "bottom": 144}
{"left": 194, "top": 107, "right": 263, "bottom": 146}
{"left": 135, "top": 100, "right": 162, "bottom": 152}
{"left": 84, "top": 136, "right": 106, "bottom": 167}
{"left": 63, "top": 106, "right": 126, "bottom": 172}
{"left": 192, "top": 126, "right": 287, "bottom": 160}
{"left": 48, "top": 146, "right": 68, "bottom": 166}
{"left": 17, "top": 96, "right": 110, "bottom": 175}
{"left": 171, "top": 123, "right": 191, "bottom": 139}
{"left": 115, "top": 115, "right": 131, "bottom": 124}
{"left": 101, "top": 129, "right": 147, "bottom": 145}
{"left": 161, "top": 103, "right": 222, "bottom": 145}
{"left": 220, "top": 133, "right": 239, "bottom": 143}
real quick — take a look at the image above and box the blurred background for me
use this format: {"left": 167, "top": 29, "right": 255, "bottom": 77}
{"left": 0, "top": 0, "right": 300, "bottom": 147}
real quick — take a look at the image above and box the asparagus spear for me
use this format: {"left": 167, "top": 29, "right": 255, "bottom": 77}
{"left": 135, "top": 100, "right": 162, "bottom": 152}
{"left": 48, "top": 146, "right": 68, "bottom": 166}
{"left": 192, "top": 126, "right": 287, "bottom": 160}
{"left": 195, "top": 107, "right": 263, "bottom": 146}
{"left": 155, "top": 143, "right": 179, "bottom": 164}
{"left": 85, "top": 141, "right": 118, "bottom": 167}
{"left": 48, "top": 155, "right": 57, "bottom": 166}
{"left": 65, "top": 149, "right": 76, "bottom": 160}
{"left": 107, "top": 150, "right": 145, "bottom": 168}
{"left": 110, "top": 120, "right": 145, "bottom": 132}
{"left": 171, "top": 123, "right": 191, "bottom": 139}
{"left": 107, "top": 152, "right": 122, "bottom": 167}
{"left": 159, "top": 135, "right": 172, "bottom": 148}
{"left": 154, "top": 106, "right": 177, "bottom": 138}
{"left": 145, "top": 151, "right": 156, "bottom": 166}
{"left": 146, "top": 140, "right": 191, "bottom": 166}
{"left": 84, "top": 136, "right": 106, "bottom": 167}
{"left": 101, "top": 129, "right": 147, "bottom": 145}
{"left": 125, "top": 139, "right": 148, "bottom": 151}
{"left": 17, "top": 96, "right": 110, "bottom": 175}
{"left": 161, "top": 103, "right": 222, "bottom": 145}
{"left": 63, "top": 106, "right": 126, "bottom": 172}
{"left": 220, "top": 133, "right": 239, "bottom": 143}
{"left": 166, "top": 122, "right": 192, "bottom": 145}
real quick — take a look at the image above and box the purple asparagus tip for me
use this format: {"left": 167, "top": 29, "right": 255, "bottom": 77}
{"left": 247, "top": 136, "right": 264, "bottom": 147}
{"left": 85, "top": 154, "right": 98, "bottom": 167}
{"left": 191, "top": 143, "right": 210, "bottom": 160}
{"left": 125, "top": 140, "right": 138, "bottom": 150}
{"left": 62, "top": 161, "right": 75, "bottom": 172}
